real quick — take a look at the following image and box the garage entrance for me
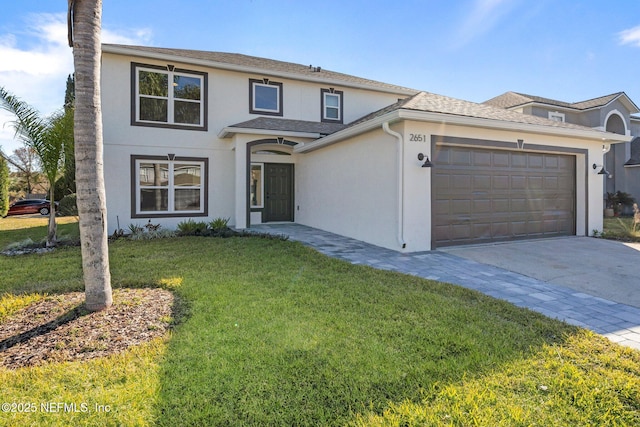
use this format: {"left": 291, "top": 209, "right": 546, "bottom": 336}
{"left": 432, "top": 145, "right": 576, "bottom": 247}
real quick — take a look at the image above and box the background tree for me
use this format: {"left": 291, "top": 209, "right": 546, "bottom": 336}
{"left": 68, "top": 0, "right": 113, "bottom": 311}
{"left": 7, "top": 147, "right": 44, "bottom": 196}
{"left": 0, "top": 151, "right": 9, "bottom": 217}
{"left": 0, "top": 87, "right": 70, "bottom": 246}
{"left": 55, "top": 74, "right": 76, "bottom": 200}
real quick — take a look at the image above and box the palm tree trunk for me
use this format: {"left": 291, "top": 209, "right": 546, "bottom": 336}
{"left": 46, "top": 184, "right": 57, "bottom": 247}
{"left": 70, "top": 0, "right": 112, "bottom": 311}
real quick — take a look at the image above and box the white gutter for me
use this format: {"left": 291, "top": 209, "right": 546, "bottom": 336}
{"left": 396, "top": 110, "right": 633, "bottom": 143}
{"left": 382, "top": 122, "right": 406, "bottom": 250}
{"left": 297, "top": 109, "right": 631, "bottom": 154}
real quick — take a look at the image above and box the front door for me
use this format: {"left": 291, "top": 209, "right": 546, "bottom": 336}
{"left": 264, "top": 163, "right": 294, "bottom": 222}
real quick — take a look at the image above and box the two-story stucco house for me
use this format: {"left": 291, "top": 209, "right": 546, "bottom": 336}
{"left": 101, "top": 44, "right": 631, "bottom": 252}
{"left": 485, "top": 92, "right": 640, "bottom": 210}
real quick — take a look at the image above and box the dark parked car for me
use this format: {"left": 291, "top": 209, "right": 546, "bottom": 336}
{"left": 4, "top": 199, "right": 58, "bottom": 217}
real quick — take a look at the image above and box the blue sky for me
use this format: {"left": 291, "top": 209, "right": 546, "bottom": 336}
{"left": 1, "top": 0, "right": 640, "bottom": 154}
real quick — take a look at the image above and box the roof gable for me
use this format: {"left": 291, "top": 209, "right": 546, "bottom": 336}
{"left": 485, "top": 91, "right": 639, "bottom": 114}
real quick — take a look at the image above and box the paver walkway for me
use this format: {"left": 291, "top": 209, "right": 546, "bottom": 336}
{"left": 253, "top": 223, "right": 640, "bottom": 350}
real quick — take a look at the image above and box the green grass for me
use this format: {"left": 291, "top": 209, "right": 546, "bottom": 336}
{"left": 603, "top": 217, "right": 640, "bottom": 241}
{"left": 1, "top": 222, "right": 639, "bottom": 426}
{"left": 0, "top": 216, "right": 80, "bottom": 250}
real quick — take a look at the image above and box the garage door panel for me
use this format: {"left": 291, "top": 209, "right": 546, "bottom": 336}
{"left": 528, "top": 154, "right": 544, "bottom": 168}
{"left": 451, "top": 150, "right": 472, "bottom": 165}
{"left": 493, "top": 152, "right": 510, "bottom": 167}
{"left": 492, "top": 176, "right": 510, "bottom": 189}
{"left": 528, "top": 176, "right": 543, "bottom": 189}
{"left": 511, "top": 153, "right": 527, "bottom": 167}
{"left": 433, "top": 200, "right": 450, "bottom": 215}
{"left": 452, "top": 174, "right": 472, "bottom": 189}
{"left": 451, "top": 200, "right": 471, "bottom": 214}
{"left": 452, "top": 224, "right": 472, "bottom": 239}
{"left": 433, "top": 174, "right": 450, "bottom": 190}
{"left": 545, "top": 156, "right": 559, "bottom": 168}
{"left": 473, "top": 151, "right": 492, "bottom": 166}
{"left": 472, "top": 200, "right": 492, "bottom": 213}
{"left": 511, "top": 176, "right": 527, "bottom": 189}
{"left": 471, "top": 225, "right": 492, "bottom": 242}
{"left": 433, "top": 146, "right": 576, "bottom": 247}
{"left": 473, "top": 175, "right": 491, "bottom": 190}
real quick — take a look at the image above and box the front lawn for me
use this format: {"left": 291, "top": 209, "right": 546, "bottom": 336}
{"left": 1, "top": 221, "right": 639, "bottom": 426}
{"left": 602, "top": 216, "right": 640, "bottom": 241}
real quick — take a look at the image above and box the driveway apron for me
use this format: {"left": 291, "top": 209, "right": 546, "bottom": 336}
{"left": 252, "top": 224, "right": 640, "bottom": 350}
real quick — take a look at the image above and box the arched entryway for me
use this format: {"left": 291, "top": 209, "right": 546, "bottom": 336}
{"left": 604, "top": 112, "right": 627, "bottom": 194}
{"left": 246, "top": 138, "right": 297, "bottom": 226}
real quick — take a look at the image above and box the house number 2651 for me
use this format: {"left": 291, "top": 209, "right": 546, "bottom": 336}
{"left": 409, "top": 134, "right": 427, "bottom": 142}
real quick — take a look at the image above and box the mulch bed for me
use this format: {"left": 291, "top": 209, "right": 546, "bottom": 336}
{"left": 0, "top": 288, "right": 174, "bottom": 369}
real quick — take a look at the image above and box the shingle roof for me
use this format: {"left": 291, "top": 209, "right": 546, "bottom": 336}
{"left": 102, "top": 44, "right": 418, "bottom": 95}
{"left": 228, "top": 117, "right": 346, "bottom": 135}
{"left": 484, "top": 91, "right": 626, "bottom": 111}
{"left": 348, "top": 91, "right": 600, "bottom": 132}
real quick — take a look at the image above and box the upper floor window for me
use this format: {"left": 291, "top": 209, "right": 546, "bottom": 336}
{"left": 132, "top": 63, "right": 208, "bottom": 130}
{"left": 321, "top": 88, "right": 343, "bottom": 123}
{"left": 548, "top": 111, "right": 565, "bottom": 122}
{"left": 249, "top": 78, "right": 283, "bottom": 116}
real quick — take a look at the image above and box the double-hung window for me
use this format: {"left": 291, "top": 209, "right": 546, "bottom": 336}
{"left": 132, "top": 155, "right": 208, "bottom": 217}
{"left": 321, "top": 88, "right": 343, "bottom": 123}
{"left": 249, "top": 79, "right": 283, "bottom": 116}
{"left": 132, "top": 63, "right": 207, "bottom": 130}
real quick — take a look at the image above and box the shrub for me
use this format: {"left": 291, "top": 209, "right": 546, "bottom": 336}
{"left": 209, "top": 217, "right": 230, "bottom": 232}
{"left": 0, "top": 155, "right": 9, "bottom": 217}
{"left": 176, "top": 219, "right": 209, "bottom": 236}
{"left": 58, "top": 193, "right": 78, "bottom": 216}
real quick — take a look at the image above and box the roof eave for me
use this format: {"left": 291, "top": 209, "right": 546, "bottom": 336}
{"left": 294, "top": 111, "right": 401, "bottom": 153}
{"left": 102, "top": 44, "right": 418, "bottom": 96}
{"left": 296, "top": 110, "right": 631, "bottom": 153}
{"left": 218, "top": 127, "right": 320, "bottom": 139}
{"left": 397, "top": 110, "right": 632, "bottom": 143}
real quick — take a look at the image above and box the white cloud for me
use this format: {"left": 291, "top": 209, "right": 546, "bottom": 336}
{"left": 451, "top": 0, "right": 517, "bottom": 49}
{"left": 0, "top": 13, "right": 152, "bottom": 154}
{"left": 102, "top": 27, "right": 153, "bottom": 45}
{"left": 619, "top": 25, "right": 640, "bottom": 47}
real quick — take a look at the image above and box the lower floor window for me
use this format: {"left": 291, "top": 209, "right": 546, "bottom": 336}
{"left": 132, "top": 155, "right": 208, "bottom": 217}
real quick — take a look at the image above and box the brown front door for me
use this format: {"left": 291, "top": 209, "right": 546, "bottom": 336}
{"left": 264, "top": 163, "right": 294, "bottom": 222}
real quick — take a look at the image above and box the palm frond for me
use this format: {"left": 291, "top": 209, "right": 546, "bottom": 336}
{"left": 0, "top": 86, "right": 48, "bottom": 151}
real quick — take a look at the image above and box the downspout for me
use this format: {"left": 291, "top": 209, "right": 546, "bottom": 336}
{"left": 382, "top": 122, "right": 406, "bottom": 249}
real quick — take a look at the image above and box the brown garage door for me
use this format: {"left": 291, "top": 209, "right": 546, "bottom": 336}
{"left": 432, "top": 145, "right": 575, "bottom": 247}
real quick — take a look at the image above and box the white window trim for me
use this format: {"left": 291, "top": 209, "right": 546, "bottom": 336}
{"left": 548, "top": 111, "right": 565, "bottom": 122}
{"left": 251, "top": 82, "right": 281, "bottom": 114}
{"left": 250, "top": 163, "right": 264, "bottom": 208}
{"left": 134, "top": 65, "right": 205, "bottom": 128}
{"left": 134, "top": 158, "right": 206, "bottom": 216}
{"left": 323, "top": 92, "right": 341, "bottom": 121}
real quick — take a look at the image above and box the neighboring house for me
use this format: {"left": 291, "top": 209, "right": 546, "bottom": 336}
{"left": 485, "top": 91, "right": 640, "bottom": 210}
{"left": 101, "top": 44, "right": 630, "bottom": 252}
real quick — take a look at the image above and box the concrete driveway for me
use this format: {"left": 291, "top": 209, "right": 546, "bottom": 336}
{"left": 441, "top": 237, "right": 640, "bottom": 308}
